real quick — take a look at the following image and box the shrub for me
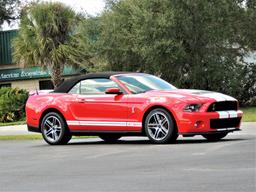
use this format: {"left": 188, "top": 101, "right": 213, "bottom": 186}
{"left": 0, "top": 88, "right": 28, "bottom": 123}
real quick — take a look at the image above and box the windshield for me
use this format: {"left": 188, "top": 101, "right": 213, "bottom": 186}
{"left": 116, "top": 74, "right": 176, "bottom": 94}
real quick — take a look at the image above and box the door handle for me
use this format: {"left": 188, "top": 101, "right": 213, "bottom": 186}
{"left": 77, "top": 98, "right": 95, "bottom": 103}
{"left": 77, "top": 98, "right": 86, "bottom": 103}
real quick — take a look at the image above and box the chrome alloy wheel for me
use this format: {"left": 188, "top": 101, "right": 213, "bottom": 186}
{"left": 42, "top": 116, "right": 62, "bottom": 142}
{"left": 147, "top": 111, "right": 170, "bottom": 141}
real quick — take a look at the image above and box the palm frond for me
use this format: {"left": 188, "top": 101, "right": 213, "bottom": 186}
{"left": 12, "top": 1, "right": 90, "bottom": 87}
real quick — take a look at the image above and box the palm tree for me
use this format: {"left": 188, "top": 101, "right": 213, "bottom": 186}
{"left": 13, "top": 2, "right": 89, "bottom": 87}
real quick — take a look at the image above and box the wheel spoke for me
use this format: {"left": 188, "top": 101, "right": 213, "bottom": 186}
{"left": 52, "top": 131, "right": 57, "bottom": 140}
{"left": 148, "top": 123, "right": 158, "bottom": 126}
{"left": 161, "top": 127, "right": 168, "bottom": 135}
{"left": 45, "top": 120, "right": 52, "bottom": 128}
{"left": 161, "top": 118, "right": 167, "bottom": 126}
{"left": 52, "top": 117, "right": 56, "bottom": 126}
{"left": 153, "top": 115, "right": 158, "bottom": 124}
{"left": 55, "top": 131, "right": 59, "bottom": 139}
{"left": 155, "top": 114, "right": 161, "bottom": 123}
{"left": 154, "top": 128, "right": 161, "bottom": 139}
{"left": 55, "top": 126, "right": 61, "bottom": 131}
{"left": 45, "top": 128, "right": 53, "bottom": 136}
{"left": 148, "top": 123, "right": 158, "bottom": 129}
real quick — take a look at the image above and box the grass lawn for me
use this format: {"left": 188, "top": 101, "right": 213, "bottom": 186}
{"left": 0, "top": 134, "right": 43, "bottom": 140}
{"left": 0, "top": 120, "right": 26, "bottom": 127}
{"left": 241, "top": 107, "right": 256, "bottom": 122}
{"left": 0, "top": 134, "right": 96, "bottom": 141}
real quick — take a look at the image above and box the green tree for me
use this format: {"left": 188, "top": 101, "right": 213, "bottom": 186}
{"left": 239, "top": 0, "right": 256, "bottom": 105}
{"left": 243, "top": 0, "right": 256, "bottom": 50}
{"left": 0, "top": 0, "right": 20, "bottom": 28}
{"left": 13, "top": 2, "right": 89, "bottom": 87}
{"left": 76, "top": 17, "right": 106, "bottom": 72}
{"left": 94, "top": 0, "right": 255, "bottom": 104}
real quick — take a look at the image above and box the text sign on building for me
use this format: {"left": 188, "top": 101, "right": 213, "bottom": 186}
{"left": 0, "top": 66, "right": 81, "bottom": 82}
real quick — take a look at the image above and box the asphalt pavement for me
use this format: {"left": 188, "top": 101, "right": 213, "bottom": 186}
{"left": 0, "top": 123, "right": 255, "bottom": 192}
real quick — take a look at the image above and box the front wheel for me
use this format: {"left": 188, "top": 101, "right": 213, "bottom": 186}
{"left": 145, "top": 108, "right": 178, "bottom": 144}
{"left": 202, "top": 133, "right": 228, "bottom": 141}
{"left": 41, "top": 112, "right": 72, "bottom": 145}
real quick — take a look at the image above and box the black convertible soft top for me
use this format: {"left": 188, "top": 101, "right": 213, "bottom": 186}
{"left": 54, "top": 72, "right": 130, "bottom": 93}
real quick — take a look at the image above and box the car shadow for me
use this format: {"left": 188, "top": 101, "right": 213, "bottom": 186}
{"left": 66, "top": 137, "right": 249, "bottom": 146}
{"left": 175, "top": 138, "right": 248, "bottom": 144}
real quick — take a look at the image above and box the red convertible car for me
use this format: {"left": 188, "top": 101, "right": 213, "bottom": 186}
{"left": 26, "top": 72, "right": 243, "bottom": 145}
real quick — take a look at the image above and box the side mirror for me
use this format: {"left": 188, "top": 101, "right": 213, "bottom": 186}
{"left": 105, "top": 88, "right": 123, "bottom": 95}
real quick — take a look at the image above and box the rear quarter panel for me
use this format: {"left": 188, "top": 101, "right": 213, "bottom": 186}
{"left": 26, "top": 93, "right": 76, "bottom": 128}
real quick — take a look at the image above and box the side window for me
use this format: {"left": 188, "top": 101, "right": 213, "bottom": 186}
{"left": 69, "top": 83, "right": 80, "bottom": 94}
{"left": 69, "top": 78, "right": 119, "bottom": 95}
{"left": 81, "top": 78, "right": 119, "bottom": 95}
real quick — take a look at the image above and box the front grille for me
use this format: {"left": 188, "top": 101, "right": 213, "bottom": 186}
{"left": 207, "top": 101, "right": 238, "bottom": 112}
{"left": 210, "top": 117, "right": 241, "bottom": 129}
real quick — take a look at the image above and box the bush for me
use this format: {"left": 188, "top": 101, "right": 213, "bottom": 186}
{"left": 0, "top": 88, "right": 28, "bottom": 123}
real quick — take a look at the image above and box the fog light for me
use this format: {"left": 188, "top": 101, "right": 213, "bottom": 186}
{"left": 194, "top": 121, "right": 204, "bottom": 128}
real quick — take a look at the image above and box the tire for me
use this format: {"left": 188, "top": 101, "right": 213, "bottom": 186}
{"left": 41, "top": 112, "right": 72, "bottom": 145}
{"left": 202, "top": 133, "right": 228, "bottom": 141}
{"left": 144, "top": 108, "right": 178, "bottom": 144}
{"left": 99, "top": 135, "right": 121, "bottom": 143}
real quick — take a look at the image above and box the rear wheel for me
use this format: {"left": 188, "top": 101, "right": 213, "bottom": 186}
{"left": 41, "top": 112, "right": 71, "bottom": 145}
{"left": 202, "top": 133, "right": 228, "bottom": 141}
{"left": 99, "top": 135, "right": 121, "bottom": 143}
{"left": 145, "top": 108, "right": 178, "bottom": 144}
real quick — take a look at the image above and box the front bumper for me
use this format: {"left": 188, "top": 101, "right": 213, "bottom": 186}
{"left": 177, "top": 110, "right": 243, "bottom": 135}
{"left": 181, "top": 128, "right": 241, "bottom": 137}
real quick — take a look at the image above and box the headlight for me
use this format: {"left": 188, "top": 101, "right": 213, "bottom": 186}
{"left": 184, "top": 104, "right": 201, "bottom": 112}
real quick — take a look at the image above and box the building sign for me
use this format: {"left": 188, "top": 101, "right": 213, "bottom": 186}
{"left": 0, "top": 66, "right": 83, "bottom": 82}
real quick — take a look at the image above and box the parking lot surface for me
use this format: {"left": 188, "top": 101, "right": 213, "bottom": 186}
{"left": 0, "top": 123, "right": 255, "bottom": 192}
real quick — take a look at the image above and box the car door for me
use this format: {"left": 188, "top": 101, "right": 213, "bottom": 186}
{"left": 68, "top": 78, "right": 130, "bottom": 131}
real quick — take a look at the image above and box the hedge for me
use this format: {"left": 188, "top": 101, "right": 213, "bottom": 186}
{"left": 0, "top": 88, "right": 28, "bottom": 123}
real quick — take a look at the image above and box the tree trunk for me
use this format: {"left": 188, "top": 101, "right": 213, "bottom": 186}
{"left": 51, "top": 63, "right": 63, "bottom": 88}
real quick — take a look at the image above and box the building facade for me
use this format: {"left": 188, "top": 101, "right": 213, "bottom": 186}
{"left": 0, "top": 30, "right": 84, "bottom": 91}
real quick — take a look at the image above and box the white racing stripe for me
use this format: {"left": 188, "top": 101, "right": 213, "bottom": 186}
{"left": 204, "top": 93, "right": 226, "bottom": 102}
{"left": 227, "top": 111, "right": 238, "bottom": 118}
{"left": 200, "top": 92, "right": 236, "bottom": 102}
{"left": 67, "top": 120, "right": 142, "bottom": 127}
{"left": 221, "top": 94, "right": 237, "bottom": 101}
{"left": 66, "top": 121, "right": 79, "bottom": 125}
{"left": 216, "top": 111, "right": 229, "bottom": 119}
{"left": 127, "top": 122, "right": 142, "bottom": 127}
{"left": 216, "top": 110, "right": 242, "bottom": 119}
{"left": 182, "top": 89, "right": 237, "bottom": 101}
{"left": 79, "top": 121, "right": 126, "bottom": 126}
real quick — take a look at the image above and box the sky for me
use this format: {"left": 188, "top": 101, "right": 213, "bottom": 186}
{"left": 2, "top": 0, "right": 106, "bottom": 30}
{"left": 44, "top": 0, "right": 106, "bottom": 15}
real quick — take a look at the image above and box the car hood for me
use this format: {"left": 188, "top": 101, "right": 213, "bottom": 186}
{"left": 145, "top": 89, "right": 237, "bottom": 103}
